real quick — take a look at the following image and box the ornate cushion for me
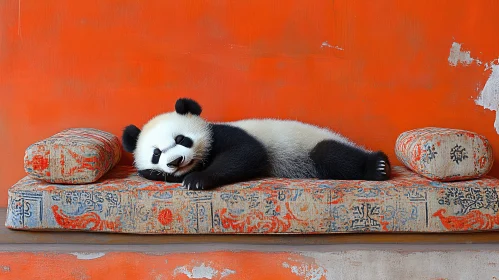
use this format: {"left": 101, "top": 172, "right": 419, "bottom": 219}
{"left": 24, "top": 128, "right": 122, "bottom": 184}
{"left": 6, "top": 165, "right": 499, "bottom": 234}
{"left": 395, "top": 127, "right": 494, "bottom": 181}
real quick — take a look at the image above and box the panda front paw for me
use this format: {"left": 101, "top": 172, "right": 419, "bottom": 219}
{"left": 365, "top": 151, "right": 391, "bottom": 181}
{"left": 183, "top": 172, "right": 212, "bottom": 191}
{"left": 376, "top": 159, "right": 391, "bottom": 178}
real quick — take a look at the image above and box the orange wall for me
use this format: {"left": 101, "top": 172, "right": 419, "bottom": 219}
{"left": 1, "top": 0, "right": 499, "bottom": 207}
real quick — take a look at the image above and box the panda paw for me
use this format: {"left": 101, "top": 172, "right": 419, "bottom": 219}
{"left": 183, "top": 172, "right": 212, "bottom": 191}
{"left": 365, "top": 151, "right": 391, "bottom": 181}
{"left": 376, "top": 159, "right": 390, "bottom": 178}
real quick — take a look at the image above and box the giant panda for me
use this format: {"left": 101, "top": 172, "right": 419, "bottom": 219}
{"left": 122, "top": 98, "right": 391, "bottom": 190}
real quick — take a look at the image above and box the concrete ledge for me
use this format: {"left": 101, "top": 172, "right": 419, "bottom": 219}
{"left": 1, "top": 246, "right": 499, "bottom": 279}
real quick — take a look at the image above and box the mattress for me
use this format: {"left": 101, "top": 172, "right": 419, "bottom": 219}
{"left": 6, "top": 166, "right": 499, "bottom": 234}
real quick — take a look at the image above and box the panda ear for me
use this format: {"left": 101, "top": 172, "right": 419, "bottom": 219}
{"left": 175, "top": 98, "right": 202, "bottom": 116}
{"left": 122, "top": 125, "right": 141, "bottom": 153}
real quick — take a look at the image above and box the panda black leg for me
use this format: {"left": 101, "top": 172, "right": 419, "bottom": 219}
{"left": 310, "top": 140, "right": 391, "bottom": 181}
{"left": 137, "top": 169, "right": 185, "bottom": 183}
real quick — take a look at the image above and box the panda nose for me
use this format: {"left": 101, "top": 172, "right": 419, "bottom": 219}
{"left": 167, "top": 156, "right": 184, "bottom": 168}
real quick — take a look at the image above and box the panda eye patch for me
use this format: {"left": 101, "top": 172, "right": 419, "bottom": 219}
{"left": 175, "top": 135, "right": 193, "bottom": 148}
{"left": 151, "top": 148, "right": 162, "bottom": 164}
{"left": 174, "top": 135, "right": 185, "bottom": 144}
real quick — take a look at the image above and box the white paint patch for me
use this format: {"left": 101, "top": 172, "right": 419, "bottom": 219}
{"left": 475, "top": 63, "right": 499, "bottom": 133}
{"left": 447, "top": 42, "right": 499, "bottom": 133}
{"left": 282, "top": 261, "right": 326, "bottom": 280}
{"left": 485, "top": 59, "right": 499, "bottom": 71}
{"left": 321, "top": 41, "right": 344, "bottom": 51}
{"left": 220, "top": 269, "right": 236, "bottom": 278}
{"left": 70, "top": 252, "right": 106, "bottom": 260}
{"left": 173, "top": 263, "right": 236, "bottom": 279}
{"left": 448, "top": 42, "right": 482, "bottom": 66}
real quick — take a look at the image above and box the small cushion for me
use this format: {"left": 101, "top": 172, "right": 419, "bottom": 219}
{"left": 24, "top": 128, "right": 122, "bottom": 184}
{"left": 395, "top": 127, "right": 494, "bottom": 181}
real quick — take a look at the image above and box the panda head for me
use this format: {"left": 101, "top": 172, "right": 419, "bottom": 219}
{"left": 122, "top": 98, "right": 212, "bottom": 178}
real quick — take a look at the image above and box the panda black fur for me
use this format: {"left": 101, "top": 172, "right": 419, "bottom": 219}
{"left": 122, "top": 98, "right": 391, "bottom": 190}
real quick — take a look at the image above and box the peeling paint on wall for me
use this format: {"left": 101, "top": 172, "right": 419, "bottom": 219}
{"left": 448, "top": 42, "right": 499, "bottom": 134}
{"left": 70, "top": 252, "right": 106, "bottom": 260}
{"left": 302, "top": 250, "right": 499, "bottom": 280}
{"left": 448, "top": 42, "right": 482, "bottom": 66}
{"left": 321, "top": 41, "right": 344, "bottom": 51}
{"left": 282, "top": 260, "right": 326, "bottom": 280}
{"left": 3, "top": 250, "right": 499, "bottom": 279}
{"left": 220, "top": 269, "right": 236, "bottom": 278}
{"left": 475, "top": 62, "right": 499, "bottom": 133}
{"left": 173, "top": 262, "right": 235, "bottom": 279}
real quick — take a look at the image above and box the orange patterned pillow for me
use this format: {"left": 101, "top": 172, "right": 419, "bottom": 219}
{"left": 395, "top": 127, "right": 494, "bottom": 181}
{"left": 24, "top": 128, "right": 122, "bottom": 184}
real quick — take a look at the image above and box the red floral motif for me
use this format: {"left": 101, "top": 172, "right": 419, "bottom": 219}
{"left": 63, "top": 148, "right": 100, "bottom": 176}
{"left": 26, "top": 155, "right": 50, "bottom": 172}
{"left": 478, "top": 156, "right": 487, "bottom": 169}
{"left": 329, "top": 189, "right": 344, "bottom": 205}
{"left": 413, "top": 144, "right": 422, "bottom": 163}
{"left": 158, "top": 208, "right": 173, "bottom": 225}
{"left": 219, "top": 203, "right": 308, "bottom": 233}
{"left": 51, "top": 205, "right": 120, "bottom": 231}
{"left": 433, "top": 209, "right": 499, "bottom": 231}
{"left": 380, "top": 219, "right": 390, "bottom": 231}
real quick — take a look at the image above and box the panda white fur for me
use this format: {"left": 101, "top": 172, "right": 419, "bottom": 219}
{"left": 122, "top": 98, "right": 391, "bottom": 190}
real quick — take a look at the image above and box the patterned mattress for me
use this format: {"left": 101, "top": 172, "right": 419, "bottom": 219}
{"left": 6, "top": 165, "right": 499, "bottom": 234}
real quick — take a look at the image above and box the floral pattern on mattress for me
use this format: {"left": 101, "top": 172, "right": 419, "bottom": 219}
{"left": 6, "top": 166, "right": 499, "bottom": 234}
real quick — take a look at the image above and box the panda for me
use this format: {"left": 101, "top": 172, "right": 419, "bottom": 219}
{"left": 122, "top": 98, "right": 391, "bottom": 190}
